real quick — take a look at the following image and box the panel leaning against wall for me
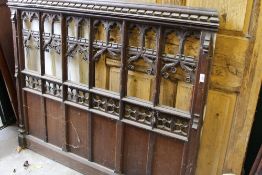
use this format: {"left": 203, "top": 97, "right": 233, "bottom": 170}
{"left": 8, "top": 0, "right": 219, "bottom": 174}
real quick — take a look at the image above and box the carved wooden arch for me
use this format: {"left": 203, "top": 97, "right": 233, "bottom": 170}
{"left": 8, "top": 0, "right": 219, "bottom": 174}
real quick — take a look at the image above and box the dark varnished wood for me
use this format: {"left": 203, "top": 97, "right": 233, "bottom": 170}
{"left": 67, "top": 106, "right": 89, "bottom": 158}
{"left": 152, "top": 134, "right": 184, "bottom": 175}
{"left": 26, "top": 92, "right": 45, "bottom": 140}
{"left": 123, "top": 125, "right": 149, "bottom": 175}
{"left": 26, "top": 135, "right": 113, "bottom": 175}
{"left": 93, "top": 114, "right": 116, "bottom": 170}
{"left": 46, "top": 98, "right": 63, "bottom": 147}
{"left": 9, "top": 1, "right": 218, "bottom": 174}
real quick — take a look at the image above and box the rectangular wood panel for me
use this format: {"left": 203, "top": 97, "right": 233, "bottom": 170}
{"left": 152, "top": 135, "right": 184, "bottom": 175}
{"left": 67, "top": 106, "right": 89, "bottom": 158}
{"left": 26, "top": 92, "right": 45, "bottom": 140}
{"left": 93, "top": 114, "right": 116, "bottom": 169}
{"left": 123, "top": 125, "right": 149, "bottom": 175}
{"left": 46, "top": 98, "right": 63, "bottom": 147}
{"left": 196, "top": 90, "right": 236, "bottom": 175}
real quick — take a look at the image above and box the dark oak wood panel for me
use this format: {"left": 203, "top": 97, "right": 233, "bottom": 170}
{"left": 123, "top": 125, "right": 149, "bottom": 175}
{"left": 9, "top": 0, "right": 219, "bottom": 174}
{"left": 46, "top": 98, "right": 63, "bottom": 147}
{"left": 93, "top": 114, "right": 116, "bottom": 170}
{"left": 68, "top": 106, "right": 89, "bottom": 158}
{"left": 152, "top": 135, "right": 184, "bottom": 175}
{"left": 26, "top": 92, "right": 45, "bottom": 140}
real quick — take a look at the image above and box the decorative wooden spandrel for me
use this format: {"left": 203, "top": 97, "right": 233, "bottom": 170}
{"left": 8, "top": 1, "right": 218, "bottom": 174}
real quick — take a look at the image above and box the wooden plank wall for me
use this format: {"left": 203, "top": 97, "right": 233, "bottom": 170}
{"left": 125, "top": 0, "right": 260, "bottom": 174}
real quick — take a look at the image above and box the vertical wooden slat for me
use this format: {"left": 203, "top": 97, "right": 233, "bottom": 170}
{"left": 146, "top": 132, "right": 156, "bottom": 175}
{"left": 115, "top": 121, "right": 124, "bottom": 173}
{"left": 183, "top": 31, "right": 213, "bottom": 175}
{"left": 115, "top": 20, "right": 127, "bottom": 174}
{"left": 88, "top": 18, "right": 95, "bottom": 91}
{"left": 61, "top": 13, "right": 68, "bottom": 152}
{"left": 38, "top": 12, "right": 48, "bottom": 142}
{"left": 119, "top": 20, "right": 128, "bottom": 118}
{"left": 145, "top": 26, "right": 163, "bottom": 175}
{"left": 152, "top": 26, "right": 163, "bottom": 106}
{"left": 87, "top": 18, "right": 94, "bottom": 161}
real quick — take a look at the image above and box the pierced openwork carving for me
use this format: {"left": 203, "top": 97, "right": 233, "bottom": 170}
{"left": 156, "top": 112, "right": 189, "bottom": 137}
{"left": 93, "top": 20, "right": 121, "bottom": 61}
{"left": 124, "top": 103, "right": 153, "bottom": 125}
{"left": 67, "top": 87, "right": 89, "bottom": 106}
{"left": 42, "top": 13, "right": 62, "bottom": 78}
{"left": 23, "top": 30, "right": 40, "bottom": 50}
{"left": 25, "top": 75, "right": 42, "bottom": 91}
{"left": 127, "top": 25, "right": 157, "bottom": 75}
{"left": 93, "top": 94, "right": 120, "bottom": 116}
{"left": 67, "top": 16, "right": 89, "bottom": 60}
{"left": 161, "top": 30, "right": 200, "bottom": 83}
{"left": 21, "top": 11, "right": 41, "bottom": 72}
{"left": 44, "top": 80, "right": 62, "bottom": 97}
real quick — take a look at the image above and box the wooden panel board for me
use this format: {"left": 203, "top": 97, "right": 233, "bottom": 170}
{"left": 46, "top": 98, "right": 63, "bottom": 147}
{"left": 123, "top": 125, "right": 149, "bottom": 175}
{"left": 196, "top": 90, "right": 237, "bottom": 175}
{"left": 93, "top": 114, "right": 116, "bottom": 170}
{"left": 159, "top": 78, "right": 177, "bottom": 107}
{"left": 127, "top": 70, "right": 154, "bottom": 101}
{"left": 95, "top": 56, "right": 108, "bottom": 90}
{"left": 152, "top": 134, "right": 184, "bottom": 175}
{"left": 210, "top": 34, "right": 249, "bottom": 92}
{"left": 175, "top": 81, "right": 193, "bottom": 112}
{"left": 68, "top": 106, "right": 89, "bottom": 158}
{"left": 26, "top": 92, "right": 45, "bottom": 140}
{"left": 109, "top": 67, "right": 120, "bottom": 92}
{"left": 186, "top": 0, "right": 251, "bottom": 32}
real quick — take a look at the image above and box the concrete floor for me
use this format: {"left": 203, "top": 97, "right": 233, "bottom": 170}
{"left": 0, "top": 126, "right": 83, "bottom": 175}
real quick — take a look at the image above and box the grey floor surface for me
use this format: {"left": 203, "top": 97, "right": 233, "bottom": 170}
{"left": 0, "top": 126, "right": 83, "bottom": 175}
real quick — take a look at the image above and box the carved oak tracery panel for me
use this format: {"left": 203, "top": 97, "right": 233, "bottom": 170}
{"left": 21, "top": 11, "right": 41, "bottom": 73}
{"left": 9, "top": 1, "right": 218, "bottom": 174}
{"left": 67, "top": 16, "right": 89, "bottom": 84}
{"left": 43, "top": 13, "right": 62, "bottom": 79}
{"left": 18, "top": 10, "right": 215, "bottom": 137}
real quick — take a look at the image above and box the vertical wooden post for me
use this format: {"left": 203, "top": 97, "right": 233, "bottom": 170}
{"left": 10, "top": 9, "right": 26, "bottom": 148}
{"left": 38, "top": 12, "right": 48, "bottom": 142}
{"left": 183, "top": 31, "right": 213, "bottom": 175}
{"left": 146, "top": 26, "right": 163, "bottom": 175}
{"left": 115, "top": 20, "right": 127, "bottom": 174}
{"left": 61, "top": 13, "right": 69, "bottom": 152}
{"left": 87, "top": 18, "right": 94, "bottom": 161}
